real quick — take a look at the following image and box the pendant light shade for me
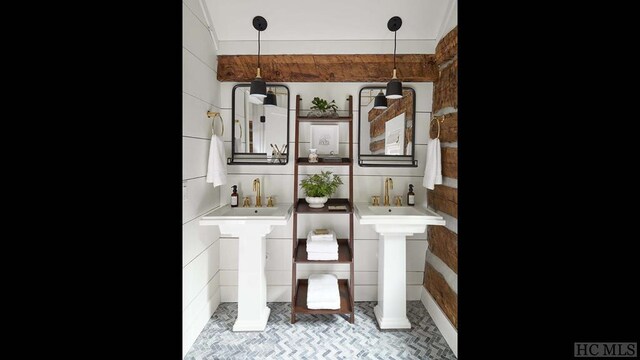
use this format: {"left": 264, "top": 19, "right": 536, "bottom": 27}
{"left": 385, "top": 78, "right": 403, "bottom": 99}
{"left": 386, "top": 16, "right": 403, "bottom": 99}
{"left": 264, "top": 90, "right": 277, "bottom": 107}
{"left": 250, "top": 16, "right": 268, "bottom": 99}
{"left": 373, "top": 90, "right": 388, "bottom": 109}
{"left": 250, "top": 78, "right": 267, "bottom": 100}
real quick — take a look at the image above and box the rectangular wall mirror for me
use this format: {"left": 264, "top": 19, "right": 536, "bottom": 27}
{"left": 230, "top": 84, "right": 290, "bottom": 165}
{"left": 358, "top": 86, "right": 417, "bottom": 167}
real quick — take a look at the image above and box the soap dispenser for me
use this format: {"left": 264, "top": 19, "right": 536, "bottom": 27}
{"left": 231, "top": 185, "right": 239, "bottom": 207}
{"left": 407, "top": 184, "right": 415, "bottom": 206}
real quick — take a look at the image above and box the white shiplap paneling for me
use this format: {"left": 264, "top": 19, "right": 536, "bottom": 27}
{"left": 183, "top": 272, "right": 220, "bottom": 329}
{"left": 182, "top": 2, "right": 218, "bottom": 72}
{"left": 183, "top": 136, "right": 211, "bottom": 180}
{"left": 183, "top": 1, "right": 222, "bottom": 354}
{"left": 183, "top": 48, "right": 220, "bottom": 106}
{"left": 182, "top": 240, "right": 220, "bottom": 309}
{"left": 183, "top": 93, "right": 219, "bottom": 139}
{"left": 183, "top": 217, "right": 220, "bottom": 266}
{"left": 182, "top": 176, "right": 221, "bottom": 224}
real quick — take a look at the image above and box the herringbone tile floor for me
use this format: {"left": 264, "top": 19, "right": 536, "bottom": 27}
{"left": 185, "top": 301, "right": 457, "bottom": 359}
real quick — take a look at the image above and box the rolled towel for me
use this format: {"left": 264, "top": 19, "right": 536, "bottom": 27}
{"left": 307, "top": 252, "right": 339, "bottom": 261}
{"left": 307, "top": 274, "right": 340, "bottom": 310}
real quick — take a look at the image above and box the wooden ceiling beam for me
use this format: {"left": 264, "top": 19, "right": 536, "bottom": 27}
{"left": 216, "top": 54, "right": 437, "bottom": 82}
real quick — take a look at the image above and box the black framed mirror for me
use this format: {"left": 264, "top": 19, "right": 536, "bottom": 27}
{"left": 229, "top": 84, "right": 290, "bottom": 165}
{"left": 358, "top": 86, "right": 417, "bottom": 167}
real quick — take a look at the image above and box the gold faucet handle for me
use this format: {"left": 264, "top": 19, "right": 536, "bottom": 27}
{"left": 242, "top": 197, "right": 251, "bottom": 207}
{"left": 394, "top": 196, "right": 402, "bottom": 206}
{"left": 372, "top": 195, "right": 380, "bottom": 206}
{"left": 267, "top": 196, "right": 274, "bottom": 207}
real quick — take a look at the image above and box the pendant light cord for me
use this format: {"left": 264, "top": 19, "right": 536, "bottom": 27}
{"left": 393, "top": 30, "right": 397, "bottom": 70}
{"left": 257, "top": 30, "right": 261, "bottom": 69}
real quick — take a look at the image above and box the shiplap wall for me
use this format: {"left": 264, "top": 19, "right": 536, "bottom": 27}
{"left": 216, "top": 82, "right": 434, "bottom": 302}
{"left": 182, "top": 0, "right": 222, "bottom": 356}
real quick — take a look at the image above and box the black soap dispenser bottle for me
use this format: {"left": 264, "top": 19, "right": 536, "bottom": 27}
{"left": 407, "top": 184, "right": 415, "bottom": 206}
{"left": 231, "top": 185, "right": 239, "bottom": 207}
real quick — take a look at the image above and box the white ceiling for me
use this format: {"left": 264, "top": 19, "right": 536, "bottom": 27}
{"left": 202, "top": 0, "right": 456, "bottom": 55}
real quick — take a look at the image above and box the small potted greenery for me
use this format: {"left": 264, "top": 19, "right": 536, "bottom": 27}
{"left": 300, "top": 170, "right": 343, "bottom": 208}
{"left": 308, "top": 97, "right": 338, "bottom": 117}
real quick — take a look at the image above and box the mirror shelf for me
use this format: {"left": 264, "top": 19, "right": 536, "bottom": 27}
{"left": 357, "top": 86, "right": 418, "bottom": 167}
{"left": 230, "top": 84, "right": 290, "bottom": 165}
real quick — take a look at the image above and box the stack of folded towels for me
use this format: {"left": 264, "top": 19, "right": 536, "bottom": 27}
{"left": 307, "top": 273, "right": 340, "bottom": 310}
{"left": 306, "top": 229, "right": 338, "bottom": 260}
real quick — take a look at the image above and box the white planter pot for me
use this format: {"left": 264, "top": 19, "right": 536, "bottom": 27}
{"left": 305, "top": 196, "right": 328, "bottom": 208}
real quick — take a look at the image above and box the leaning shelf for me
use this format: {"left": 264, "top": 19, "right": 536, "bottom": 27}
{"left": 291, "top": 94, "right": 355, "bottom": 324}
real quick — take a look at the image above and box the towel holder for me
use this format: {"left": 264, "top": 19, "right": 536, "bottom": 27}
{"left": 207, "top": 111, "right": 224, "bottom": 136}
{"left": 430, "top": 115, "right": 445, "bottom": 139}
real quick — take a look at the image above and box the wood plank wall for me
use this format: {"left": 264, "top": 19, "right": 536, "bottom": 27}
{"left": 424, "top": 26, "right": 458, "bottom": 329}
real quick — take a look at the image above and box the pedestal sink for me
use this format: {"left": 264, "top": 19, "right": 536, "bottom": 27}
{"left": 354, "top": 203, "right": 445, "bottom": 329}
{"left": 199, "top": 203, "right": 293, "bottom": 331}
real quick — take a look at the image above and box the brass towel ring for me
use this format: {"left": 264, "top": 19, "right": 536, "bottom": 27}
{"left": 207, "top": 111, "right": 224, "bottom": 136}
{"left": 430, "top": 115, "right": 444, "bottom": 139}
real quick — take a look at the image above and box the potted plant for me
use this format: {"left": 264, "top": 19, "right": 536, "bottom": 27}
{"left": 300, "top": 170, "right": 343, "bottom": 208}
{"left": 308, "top": 97, "right": 338, "bottom": 117}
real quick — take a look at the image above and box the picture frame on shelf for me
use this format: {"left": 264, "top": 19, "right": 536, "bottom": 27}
{"left": 310, "top": 124, "right": 339, "bottom": 155}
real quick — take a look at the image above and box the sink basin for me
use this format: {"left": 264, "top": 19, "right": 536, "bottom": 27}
{"left": 199, "top": 203, "right": 293, "bottom": 225}
{"left": 354, "top": 203, "right": 445, "bottom": 226}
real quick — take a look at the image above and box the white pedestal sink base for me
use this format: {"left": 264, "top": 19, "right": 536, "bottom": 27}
{"left": 353, "top": 203, "right": 445, "bottom": 331}
{"left": 232, "top": 307, "right": 271, "bottom": 332}
{"left": 374, "top": 232, "right": 412, "bottom": 329}
{"left": 221, "top": 224, "right": 273, "bottom": 332}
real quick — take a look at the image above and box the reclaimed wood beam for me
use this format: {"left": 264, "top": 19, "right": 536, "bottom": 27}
{"left": 216, "top": 54, "right": 437, "bottom": 82}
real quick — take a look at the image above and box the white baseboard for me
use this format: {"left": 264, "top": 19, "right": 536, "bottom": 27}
{"left": 420, "top": 286, "right": 457, "bottom": 357}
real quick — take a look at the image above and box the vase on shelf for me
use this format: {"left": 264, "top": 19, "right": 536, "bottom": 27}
{"left": 305, "top": 196, "right": 328, "bottom": 208}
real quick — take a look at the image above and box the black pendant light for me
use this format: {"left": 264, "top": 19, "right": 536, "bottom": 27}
{"left": 250, "top": 16, "right": 268, "bottom": 101}
{"left": 385, "top": 16, "right": 403, "bottom": 99}
{"left": 373, "top": 90, "right": 388, "bottom": 109}
{"left": 263, "top": 90, "right": 277, "bottom": 107}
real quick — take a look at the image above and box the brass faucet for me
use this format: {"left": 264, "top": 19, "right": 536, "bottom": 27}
{"left": 242, "top": 196, "right": 251, "bottom": 207}
{"left": 384, "top": 177, "right": 393, "bottom": 206}
{"left": 267, "top": 196, "right": 274, "bottom": 207}
{"left": 253, "top": 178, "right": 262, "bottom": 207}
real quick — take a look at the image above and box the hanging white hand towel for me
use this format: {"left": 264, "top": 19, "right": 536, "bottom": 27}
{"left": 423, "top": 137, "right": 442, "bottom": 190}
{"left": 206, "top": 134, "right": 227, "bottom": 187}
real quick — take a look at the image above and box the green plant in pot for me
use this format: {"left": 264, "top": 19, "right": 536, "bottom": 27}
{"left": 300, "top": 170, "right": 343, "bottom": 208}
{"left": 309, "top": 97, "right": 338, "bottom": 117}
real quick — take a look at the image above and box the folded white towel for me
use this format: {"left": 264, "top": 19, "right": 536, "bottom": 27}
{"left": 307, "top": 274, "right": 340, "bottom": 310}
{"left": 306, "top": 238, "right": 338, "bottom": 253}
{"left": 206, "top": 134, "right": 227, "bottom": 187}
{"left": 307, "top": 252, "right": 339, "bottom": 261}
{"left": 423, "top": 137, "right": 442, "bottom": 190}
